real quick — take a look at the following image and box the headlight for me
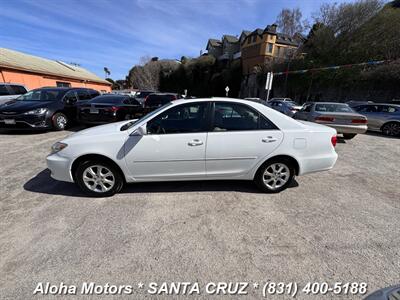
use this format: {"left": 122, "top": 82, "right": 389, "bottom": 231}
{"left": 24, "top": 108, "right": 48, "bottom": 115}
{"left": 50, "top": 142, "right": 68, "bottom": 154}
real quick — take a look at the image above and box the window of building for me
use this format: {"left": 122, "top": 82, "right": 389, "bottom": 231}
{"left": 252, "top": 35, "right": 257, "bottom": 43}
{"left": 147, "top": 102, "right": 208, "bottom": 134}
{"left": 267, "top": 43, "right": 273, "bottom": 53}
{"left": 213, "top": 102, "right": 277, "bottom": 131}
{"left": 56, "top": 81, "right": 71, "bottom": 88}
{"left": 247, "top": 38, "right": 251, "bottom": 44}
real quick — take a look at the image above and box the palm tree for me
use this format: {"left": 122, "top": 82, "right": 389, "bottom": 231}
{"left": 104, "top": 67, "right": 111, "bottom": 78}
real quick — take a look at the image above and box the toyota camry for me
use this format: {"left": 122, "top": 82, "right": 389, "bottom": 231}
{"left": 47, "top": 98, "right": 338, "bottom": 196}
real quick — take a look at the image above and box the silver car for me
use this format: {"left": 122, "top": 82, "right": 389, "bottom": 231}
{"left": 0, "top": 83, "right": 28, "bottom": 105}
{"left": 353, "top": 104, "right": 400, "bottom": 136}
{"left": 294, "top": 102, "right": 368, "bottom": 139}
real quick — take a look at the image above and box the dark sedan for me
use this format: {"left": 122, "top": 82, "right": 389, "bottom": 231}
{"left": 0, "top": 87, "right": 99, "bottom": 130}
{"left": 77, "top": 95, "right": 143, "bottom": 125}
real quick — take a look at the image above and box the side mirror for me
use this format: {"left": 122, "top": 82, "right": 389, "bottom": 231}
{"left": 130, "top": 124, "right": 146, "bottom": 136}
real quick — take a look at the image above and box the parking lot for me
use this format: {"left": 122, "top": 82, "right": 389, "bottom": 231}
{"left": 0, "top": 128, "right": 399, "bottom": 299}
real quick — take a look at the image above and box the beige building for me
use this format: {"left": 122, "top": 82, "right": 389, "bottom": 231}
{"left": 241, "top": 24, "right": 301, "bottom": 74}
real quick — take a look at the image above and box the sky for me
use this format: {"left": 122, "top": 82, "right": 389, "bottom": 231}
{"left": 0, "top": 0, "right": 350, "bottom": 80}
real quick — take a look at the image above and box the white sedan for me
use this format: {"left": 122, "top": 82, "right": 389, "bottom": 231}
{"left": 47, "top": 98, "right": 338, "bottom": 197}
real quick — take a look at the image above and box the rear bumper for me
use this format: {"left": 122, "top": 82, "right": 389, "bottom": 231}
{"left": 299, "top": 152, "right": 338, "bottom": 175}
{"left": 324, "top": 124, "right": 367, "bottom": 134}
{"left": 46, "top": 153, "right": 74, "bottom": 182}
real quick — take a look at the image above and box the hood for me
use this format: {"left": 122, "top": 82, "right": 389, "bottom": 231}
{"left": 66, "top": 120, "right": 133, "bottom": 141}
{"left": 0, "top": 100, "right": 54, "bottom": 112}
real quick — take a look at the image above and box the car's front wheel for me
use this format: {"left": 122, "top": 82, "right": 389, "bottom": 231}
{"left": 75, "top": 160, "right": 124, "bottom": 197}
{"left": 52, "top": 112, "right": 68, "bottom": 131}
{"left": 254, "top": 159, "right": 295, "bottom": 193}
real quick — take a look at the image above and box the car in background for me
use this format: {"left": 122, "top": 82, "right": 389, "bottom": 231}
{"left": 77, "top": 94, "right": 143, "bottom": 125}
{"left": 0, "top": 87, "right": 99, "bottom": 130}
{"left": 346, "top": 100, "right": 374, "bottom": 108}
{"left": 143, "top": 93, "right": 182, "bottom": 113}
{"left": 134, "top": 90, "right": 156, "bottom": 105}
{"left": 47, "top": 98, "right": 338, "bottom": 197}
{"left": 267, "top": 99, "right": 302, "bottom": 117}
{"left": 352, "top": 104, "right": 400, "bottom": 136}
{"left": 0, "top": 83, "right": 28, "bottom": 105}
{"left": 294, "top": 102, "right": 367, "bottom": 139}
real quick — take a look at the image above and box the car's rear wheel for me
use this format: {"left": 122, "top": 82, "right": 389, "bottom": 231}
{"left": 343, "top": 133, "right": 356, "bottom": 140}
{"left": 254, "top": 159, "right": 295, "bottom": 193}
{"left": 52, "top": 112, "right": 68, "bottom": 131}
{"left": 75, "top": 160, "right": 124, "bottom": 197}
{"left": 382, "top": 122, "right": 400, "bottom": 136}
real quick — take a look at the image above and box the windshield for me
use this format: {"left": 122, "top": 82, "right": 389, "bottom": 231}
{"left": 286, "top": 101, "right": 298, "bottom": 107}
{"left": 120, "top": 102, "right": 173, "bottom": 131}
{"left": 315, "top": 103, "right": 354, "bottom": 113}
{"left": 17, "top": 89, "right": 63, "bottom": 101}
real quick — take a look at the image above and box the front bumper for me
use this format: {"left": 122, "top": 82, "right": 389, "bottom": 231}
{"left": 46, "top": 153, "right": 74, "bottom": 182}
{"left": 0, "top": 113, "right": 51, "bottom": 129}
{"left": 322, "top": 124, "right": 367, "bottom": 134}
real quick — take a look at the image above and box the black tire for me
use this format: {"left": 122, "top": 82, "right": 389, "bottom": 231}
{"left": 52, "top": 112, "right": 68, "bottom": 131}
{"left": 343, "top": 133, "right": 356, "bottom": 140}
{"left": 254, "top": 158, "right": 295, "bottom": 193}
{"left": 381, "top": 122, "right": 400, "bottom": 136}
{"left": 75, "top": 160, "right": 124, "bottom": 197}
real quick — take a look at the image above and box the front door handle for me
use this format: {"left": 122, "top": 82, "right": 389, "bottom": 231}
{"left": 262, "top": 137, "right": 277, "bottom": 143}
{"left": 188, "top": 139, "right": 203, "bottom": 146}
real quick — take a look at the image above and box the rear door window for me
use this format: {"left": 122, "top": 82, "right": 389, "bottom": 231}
{"left": 213, "top": 102, "right": 277, "bottom": 131}
{"left": 76, "top": 90, "right": 91, "bottom": 101}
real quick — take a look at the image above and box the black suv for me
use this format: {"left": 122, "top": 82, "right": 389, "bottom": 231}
{"left": 143, "top": 93, "right": 181, "bottom": 114}
{"left": 0, "top": 87, "right": 99, "bottom": 130}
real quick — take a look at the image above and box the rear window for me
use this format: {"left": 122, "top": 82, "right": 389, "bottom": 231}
{"left": 90, "top": 95, "right": 127, "bottom": 104}
{"left": 9, "top": 85, "right": 27, "bottom": 95}
{"left": 145, "top": 94, "right": 176, "bottom": 107}
{"left": 315, "top": 103, "right": 353, "bottom": 113}
{"left": 0, "top": 85, "right": 10, "bottom": 96}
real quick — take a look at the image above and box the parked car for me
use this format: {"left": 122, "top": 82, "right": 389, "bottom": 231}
{"left": 346, "top": 100, "right": 374, "bottom": 108}
{"left": 134, "top": 90, "right": 156, "bottom": 105}
{"left": 0, "top": 87, "right": 99, "bottom": 130}
{"left": 267, "top": 99, "right": 302, "bottom": 117}
{"left": 0, "top": 83, "right": 28, "bottom": 105}
{"left": 293, "top": 102, "right": 367, "bottom": 139}
{"left": 47, "top": 98, "right": 338, "bottom": 197}
{"left": 143, "top": 93, "right": 182, "bottom": 113}
{"left": 352, "top": 104, "right": 400, "bottom": 136}
{"left": 77, "top": 94, "right": 143, "bottom": 125}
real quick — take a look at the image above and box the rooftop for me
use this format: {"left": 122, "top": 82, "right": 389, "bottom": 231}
{"left": 0, "top": 48, "right": 111, "bottom": 85}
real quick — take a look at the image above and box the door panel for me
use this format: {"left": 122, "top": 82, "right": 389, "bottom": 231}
{"left": 206, "top": 130, "right": 283, "bottom": 177}
{"left": 124, "top": 102, "right": 209, "bottom": 180}
{"left": 206, "top": 102, "right": 283, "bottom": 177}
{"left": 124, "top": 133, "right": 206, "bottom": 179}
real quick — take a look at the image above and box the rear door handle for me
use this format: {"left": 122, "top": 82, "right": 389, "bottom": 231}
{"left": 188, "top": 139, "right": 203, "bottom": 146}
{"left": 262, "top": 137, "right": 277, "bottom": 143}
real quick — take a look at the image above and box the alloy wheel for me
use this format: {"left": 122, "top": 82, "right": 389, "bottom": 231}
{"left": 262, "top": 163, "right": 290, "bottom": 190}
{"left": 57, "top": 115, "right": 67, "bottom": 129}
{"left": 383, "top": 123, "right": 400, "bottom": 136}
{"left": 82, "top": 165, "right": 115, "bottom": 193}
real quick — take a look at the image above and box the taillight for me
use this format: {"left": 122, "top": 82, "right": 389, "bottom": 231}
{"left": 351, "top": 119, "right": 367, "bottom": 124}
{"left": 144, "top": 96, "right": 149, "bottom": 102}
{"left": 105, "top": 106, "right": 120, "bottom": 112}
{"left": 315, "top": 116, "right": 335, "bottom": 122}
{"left": 331, "top": 135, "right": 337, "bottom": 147}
